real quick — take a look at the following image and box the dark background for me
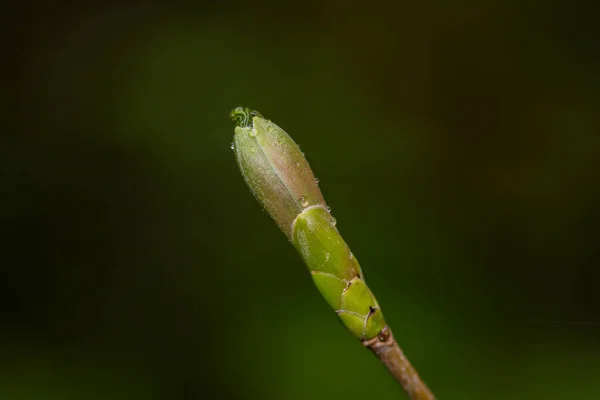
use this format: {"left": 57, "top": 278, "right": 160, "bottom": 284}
{"left": 3, "top": 1, "right": 600, "bottom": 399}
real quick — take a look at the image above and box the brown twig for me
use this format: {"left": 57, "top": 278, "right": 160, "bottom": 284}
{"left": 363, "top": 326, "right": 435, "bottom": 399}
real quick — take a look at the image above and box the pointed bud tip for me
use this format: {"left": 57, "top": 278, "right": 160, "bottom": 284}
{"left": 230, "top": 106, "right": 263, "bottom": 128}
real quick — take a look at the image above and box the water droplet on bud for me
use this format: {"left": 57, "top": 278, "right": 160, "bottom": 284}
{"left": 330, "top": 216, "right": 337, "bottom": 226}
{"left": 295, "top": 161, "right": 300, "bottom": 167}
{"left": 230, "top": 142, "right": 235, "bottom": 150}
{"left": 299, "top": 196, "right": 309, "bottom": 208}
{"left": 267, "top": 125, "right": 274, "bottom": 133}
{"left": 325, "top": 252, "right": 331, "bottom": 263}
{"left": 326, "top": 206, "right": 331, "bottom": 213}
{"left": 250, "top": 146, "right": 256, "bottom": 153}
{"left": 315, "top": 178, "right": 319, "bottom": 184}
{"left": 249, "top": 128, "right": 257, "bottom": 137}
{"left": 349, "top": 252, "right": 354, "bottom": 260}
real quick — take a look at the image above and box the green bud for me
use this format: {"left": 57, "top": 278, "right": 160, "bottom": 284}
{"left": 293, "top": 206, "right": 386, "bottom": 339}
{"left": 293, "top": 206, "right": 361, "bottom": 282}
{"left": 231, "top": 106, "right": 326, "bottom": 239}
{"left": 231, "top": 106, "right": 387, "bottom": 340}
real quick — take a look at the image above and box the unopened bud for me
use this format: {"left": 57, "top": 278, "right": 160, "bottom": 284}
{"left": 231, "top": 106, "right": 326, "bottom": 239}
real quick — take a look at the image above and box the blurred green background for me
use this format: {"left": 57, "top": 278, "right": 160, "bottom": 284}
{"left": 3, "top": 1, "right": 600, "bottom": 399}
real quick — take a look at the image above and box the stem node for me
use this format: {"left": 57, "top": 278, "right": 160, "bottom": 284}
{"left": 363, "top": 327, "right": 435, "bottom": 400}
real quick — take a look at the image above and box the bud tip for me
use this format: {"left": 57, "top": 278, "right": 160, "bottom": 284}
{"left": 230, "top": 106, "right": 263, "bottom": 128}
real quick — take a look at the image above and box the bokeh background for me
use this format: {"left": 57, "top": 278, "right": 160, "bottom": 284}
{"left": 3, "top": 1, "right": 600, "bottom": 399}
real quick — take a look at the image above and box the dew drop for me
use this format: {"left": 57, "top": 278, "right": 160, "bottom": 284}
{"left": 267, "top": 125, "right": 274, "bottom": 133}
{"left": 299, "top": 196, "right": 309, "bottom": 207}
{"left": 315, "top": 178, "right": 319, "bottom": 184}
{"left": 330, "top": 216, "right": 337, "bottom": 226}
{"left": 295, "top": 161, "right": 300, "bottom": 167}
{"left": 249, "top": 128, "right": 257, "bottom": 137}
{"left": 250, "top": 146, "right": 256, "bottom": 153}
{"left": 326, "top": 206, "right": 332, "bottom": 213}
{"left": 325, "top": 252, "right": 331, "bottom": 263}
{"left": 349, "top": 252, "right": 354, "bottom": 260}
{"left": 234, "top": 126, "right": 243, "bottom": 134}
{"left": 230, "top": 142, "right": 235, "bottom": 150}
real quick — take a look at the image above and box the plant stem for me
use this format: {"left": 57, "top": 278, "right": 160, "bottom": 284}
{"left": 363, "top": 326, "right": 435, "bottom": 400}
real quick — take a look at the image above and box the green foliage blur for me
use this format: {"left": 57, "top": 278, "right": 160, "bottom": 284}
{"left": 3, "top": 1, "right": 599, "bottom": 399}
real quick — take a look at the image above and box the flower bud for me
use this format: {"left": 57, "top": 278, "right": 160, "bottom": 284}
{"left": 231, "top": 107, "right": 388, "bottom": 341}
{"left": 231, "top": 106, "right": 326, "bottom": 239}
